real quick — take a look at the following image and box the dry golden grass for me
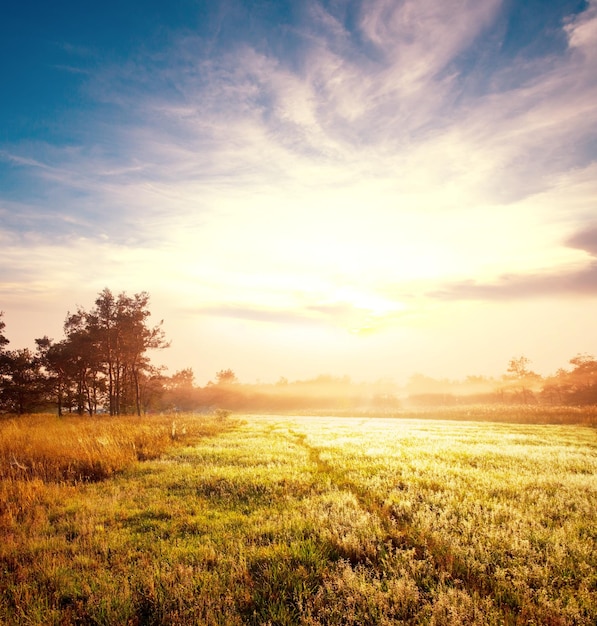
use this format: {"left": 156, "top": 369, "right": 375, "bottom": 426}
{"left": 292, "top": 404, "right": 597, "bottom": 425}
{"left": 0, "top": 412, "right": 236, "bottom": 538}
{"left": 0, "top": 412, "right": 230, "bottom": 483}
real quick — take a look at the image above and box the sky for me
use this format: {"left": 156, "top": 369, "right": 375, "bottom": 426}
{"left": 1, "top": 0, "right": 597, "bottom": 386}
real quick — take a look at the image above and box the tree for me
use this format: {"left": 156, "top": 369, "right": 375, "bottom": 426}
{"left": 35, "top": 330, "right": 103, "bottom": 417}
{"left": 86, "top": 289, "right": 119, "bottom": 415}
{"left": 199, "top": 369, "right": 244, "bottom": 411}
{"left": 35, "top": 336, "right": 66, "bottom": 415}
{"left": 66, "top": 310, "right": 105, "bottom": 415}
{"left": 0, "top": 348, "right": 46, "bottom": 414}
{"left": 137, "top": 366, "right": 167, "bottom": 414}
{"left": 0, "top": 312, "right": 11, "bottom": 411}
{"left": 119, "top": 291, "right": 169, "bottom": 415}
{"left": 567, "top": 353, "right": 597, "bottom": 404}
{"left": 37, "top": 289, "right": 170, "bottom": 416}
{"left": 540, "top": 368, "right": 571, "bottom": 405}
{"left": 0, "top": 316, "right": 46, "bottom": 414}
{"left": 163, "top": 368, "right": 196, "bottom": 411}
{"left": 505, "top": 356, "right": 540, "bottom": 404}
{"left": 0, "top": 293, "right": 170, "bottom": 416}
{"left": 86, "top": 289, "right": 169, "bottom": 415}
{"left": 215, "top": 369, "right": 238, "bottom": 386}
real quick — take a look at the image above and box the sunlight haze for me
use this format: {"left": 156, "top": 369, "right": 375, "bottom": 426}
{"left": 1, "top": 0, "right": 597, "bottom": 384}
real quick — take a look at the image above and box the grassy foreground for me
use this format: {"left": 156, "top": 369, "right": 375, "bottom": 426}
{"left": 1, "top": 413, "right": 596, "bottom": 624}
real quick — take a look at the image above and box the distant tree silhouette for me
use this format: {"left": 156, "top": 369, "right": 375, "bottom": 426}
{"left": 505, "top": 356, "right": 540, "bottom": 403}
{"left": 216, "top": 369, "right": 238, "bottom": 385}
{"left": 565, "top": 353, "right": 597, "bottom": 404}
{"left": 163, "top": 368, "right": 197, "bottom": 411}
{"left": 7, "top": 297, "right": 597, "bottom": 416}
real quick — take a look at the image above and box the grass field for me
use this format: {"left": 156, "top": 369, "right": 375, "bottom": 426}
{"left": 1, "top": 412, "right": 596, "bottom": 625}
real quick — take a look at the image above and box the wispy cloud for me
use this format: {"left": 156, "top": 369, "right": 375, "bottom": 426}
{"left": 358, "top": 0, "right": 501, "bottom": 85}
{"left": 567, "top": 222, "right": 597, "bottom": 256}
{"left": 44, "top": 5, "right": 597, "bottom": 190}
{"left": 2, "top": 0, "right": 597, "bottom": 339}
{"left": 431, "top": 221, "right": 597, "bottom": 301}
{"left": 193, "top": 304, "right": 322, "bottom": 326}
{"left": 430, "top": 263, "right": 597, "bottom": 301}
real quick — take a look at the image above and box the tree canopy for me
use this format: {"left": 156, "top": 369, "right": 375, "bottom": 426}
{"left": 1, "top": 290, "right": 168, "bottom": 415}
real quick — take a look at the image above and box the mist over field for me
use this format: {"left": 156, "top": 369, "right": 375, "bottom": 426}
{"left": 3, "top": 288, "right": 597, "bottom": 418}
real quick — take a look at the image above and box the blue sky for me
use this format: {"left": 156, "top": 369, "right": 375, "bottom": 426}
{"left": 1, "top": 0, "right": 597, "bottom": 384}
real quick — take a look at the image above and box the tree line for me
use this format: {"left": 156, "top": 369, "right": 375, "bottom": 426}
{"left": 0, "top": 289, "right": 168, "bottom": 415}
{"left": 1, "top": 289, "right": 597, "bottom": 415}
{"left": 165, "top": 358, "right": 597, "bottom": 412}
{"left": 403, "top": 354, "right": 597, "bottom": 407}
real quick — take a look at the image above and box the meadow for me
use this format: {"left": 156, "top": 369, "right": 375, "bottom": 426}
{"left": 1, "top": 411, "right": 596, "bottom": 625}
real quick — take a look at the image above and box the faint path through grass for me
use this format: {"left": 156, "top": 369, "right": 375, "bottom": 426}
{"left": 276, "top": 415, "right": 597, "bottom": 624}
{"left": 287, "top": 426, "right": 506, "bottom": 603}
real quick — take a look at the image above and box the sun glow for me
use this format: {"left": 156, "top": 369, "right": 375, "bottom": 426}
{"left": 319, "top": 287, "right": 407, "bottom": 335}
{"left": 2, "top": 0, "right": 597, "bottom": 385}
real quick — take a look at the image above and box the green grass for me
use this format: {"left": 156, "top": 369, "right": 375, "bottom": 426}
{"left": 1, "top": 413, "right": 596, "bottom": 624}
